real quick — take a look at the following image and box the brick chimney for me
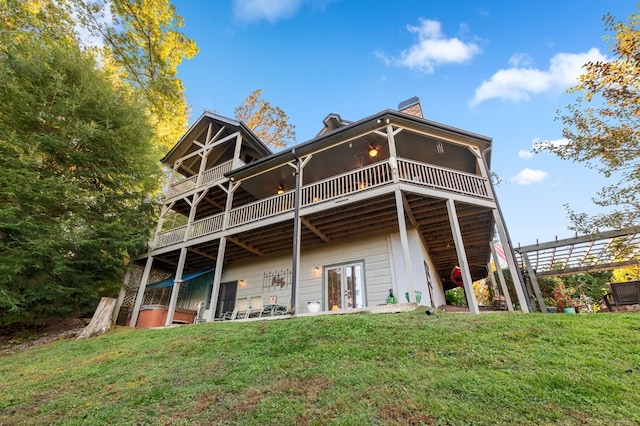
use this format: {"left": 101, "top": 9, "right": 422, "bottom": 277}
{"left": 398, "top": 96, "right": 423, "bottom": 118}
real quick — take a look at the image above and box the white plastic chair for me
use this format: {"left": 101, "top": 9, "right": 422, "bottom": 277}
{"left": 194, "top": 301, "right": 207, "bottom": 324}
{"left": 234, "top": 297, "right": 250, "bottom": 319}
{"left": 249, "top": 295, "right": 264, "bottom": 318}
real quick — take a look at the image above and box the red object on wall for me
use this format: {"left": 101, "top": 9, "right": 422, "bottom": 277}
{"left": 450, "top": 266, "right": 463, "bottom": 287}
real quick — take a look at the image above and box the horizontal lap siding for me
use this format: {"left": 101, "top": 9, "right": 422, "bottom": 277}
{"left": 300, "top": 235, "right": 392, "bottom": 308}
{"left": 221, "top": 233, "right": 392, "bottom": 309}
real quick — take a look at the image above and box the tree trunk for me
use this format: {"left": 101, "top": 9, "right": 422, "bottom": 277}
{"left": 77, "top": 297, "right": 117, "bottom": 339}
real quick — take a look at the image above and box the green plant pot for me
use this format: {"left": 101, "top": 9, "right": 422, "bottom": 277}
{"left": 404, "top": 292, "right": 422, "bottom": 304}
{"left": 563, "top": 307, "right": 576, "bottom": 314}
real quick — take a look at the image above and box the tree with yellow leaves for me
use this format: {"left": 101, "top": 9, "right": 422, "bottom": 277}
{"left": 74, "top": 0, "right": 198, "bottom": 151}
{"left": 235, "top": 89, "right": 297, "bottom": 149}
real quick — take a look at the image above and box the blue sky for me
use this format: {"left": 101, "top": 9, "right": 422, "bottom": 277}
{"left": 172, "top": 0, "right": 636, "bottom": 247}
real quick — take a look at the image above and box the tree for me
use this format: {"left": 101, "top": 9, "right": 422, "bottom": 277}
{"left": 537, "top": 6, "right": 640, "bottom": 233}
{"left": 73, "top": 0, "right": 198, "bottom": 151}
{"left": 0, "top": 14, "right": 161, "bottom": 326}
{"left": 235, "top": 89, "right": 297, "bottom": 149}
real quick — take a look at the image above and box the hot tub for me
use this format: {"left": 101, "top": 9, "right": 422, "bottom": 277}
{"left": 133, "top": 305, "right": 197, "bottom": 328}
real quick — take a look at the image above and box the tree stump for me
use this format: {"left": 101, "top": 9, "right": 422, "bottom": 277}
{"left": 77, "top": 297, "right": 117, "bottom": 339}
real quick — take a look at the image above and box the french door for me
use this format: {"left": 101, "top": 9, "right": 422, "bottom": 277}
{"left": 325, "top": 262, "right": 365, "bottom": 310}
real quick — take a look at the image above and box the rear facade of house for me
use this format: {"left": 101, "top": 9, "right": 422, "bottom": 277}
{"left": 116, "top": 97, "right": 528, "bottom": 327}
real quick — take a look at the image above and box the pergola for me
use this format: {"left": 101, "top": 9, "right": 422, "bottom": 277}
{"left": 512, "top": 226, "right": 640, "bottom": 312}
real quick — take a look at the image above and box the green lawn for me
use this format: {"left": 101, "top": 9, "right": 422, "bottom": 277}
{"left": 1, "top": 310, "right": 639, "bottom": 425}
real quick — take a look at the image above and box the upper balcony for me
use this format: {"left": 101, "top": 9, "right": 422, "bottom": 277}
{"left": 166, "top": 159, "right": 240, "bottom": 200}
{"left": 152, "top": 157, "right": 491, "bottom": 250}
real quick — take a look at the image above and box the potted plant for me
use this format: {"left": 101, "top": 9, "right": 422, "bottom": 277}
{"left": 553, "top": 282, "right": 576, "bottom": 313}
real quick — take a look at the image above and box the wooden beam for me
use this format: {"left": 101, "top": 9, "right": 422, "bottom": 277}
{"left": 227, "top": 236, "right": 264, "bottom": 256}
{"left": 301, "top": 217, "right": 331, "bottom": 242}
{"left": 187, "top": 246, "right": 217, "bottom": 261}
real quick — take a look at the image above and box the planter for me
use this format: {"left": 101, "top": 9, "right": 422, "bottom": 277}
{"left": 405, "top": 292, "right": 422, "bottom": 304}
{"left": 307, "top": 301, "right": 321, "bottom": 313}
{"left": 563, "top": 307, "right": 576, "bottom": 314}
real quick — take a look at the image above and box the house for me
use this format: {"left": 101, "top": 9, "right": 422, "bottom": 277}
{"left": 115, "top": 97, "right": 530, "bottom": 328}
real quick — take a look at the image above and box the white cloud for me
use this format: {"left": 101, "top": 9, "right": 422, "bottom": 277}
{"left": 376, "top": 18, "right": 481, "bottom": 73}
{"left": 511, "top": 168, "right": 548, "bottom": 185}
{"left": 233, "top": 0, "right": 303, "bottom": 23}
{"left": 533, "top": 137, "right": 569, "bottom": 151}
{"left": 471, "top": 48, "right": 607, "bottom": 105}
{"left": 518, "top": 149, "right": 534, "bottom": 159}
{"left": 508, "top": 53, "right": 532, "bottom": 68}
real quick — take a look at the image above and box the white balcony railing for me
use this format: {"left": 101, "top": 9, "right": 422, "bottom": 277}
{"left": 152, "top": 158, "right": 491, "bottom": 250}
{"left": 397, "top": 158, "right": 490, "bottom": 198}
{"left": 301, "top": 161, "right": 391, "bottom": 206}
{"left": 155, "top": 225, "right": 187, "bottom": 248}
{"left": 188, "top": 213, "right": 224, "bottom": 239}
{"left": 167, "top": 175, "right": 197, "bottom": 199}
{"left": 202, "top": 160, "right": 236, "bottom": 186}
{"left": 166, "top": 159, "right": 238, "bottom": 199}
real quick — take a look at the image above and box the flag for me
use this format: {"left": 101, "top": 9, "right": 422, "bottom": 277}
{"left": 494, "top": 242, "right": 507, "bottom": 265}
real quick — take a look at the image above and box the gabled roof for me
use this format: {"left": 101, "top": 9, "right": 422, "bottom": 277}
{"left": 161, "top": 111, "right": 272, "bottom": 167}
{"left": 315, "top": 113, "right": 352, "bottom": 137}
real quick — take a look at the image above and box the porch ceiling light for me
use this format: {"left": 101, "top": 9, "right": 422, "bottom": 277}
{"left": 277, "top": 185, "right": 285, "bottom": 195}
{"left": 368, "top": 145, "right": 378, "bottom": 157}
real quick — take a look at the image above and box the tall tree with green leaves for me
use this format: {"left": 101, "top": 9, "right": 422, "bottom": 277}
{"left": 0, "top": 1, "right": 162, "bottom": 326}
{"left": 235, "top": 89, "right": 297, "bottom": 149}
{"left": 73, "top": 0, "right": 198, "bottom": 151}
{"left": 537, "top": 6, "right": 640, "bottom": 233}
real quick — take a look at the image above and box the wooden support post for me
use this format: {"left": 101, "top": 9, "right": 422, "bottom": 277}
{"left": 489, "top": 242, "right": 514, "bottom": 311}
{"left": 447, "top": 199, "right": 479, "bottom": 314}
{"left": 112, "top": 267, "right": 131, "bottom": 324}
{"left": 521, "top": 252, "right": 547, "bottom": 313}
{"left": 166, "top": 247, "right": 187, "bottom": 326}
{"left": 394, "top": 188, "right": 417, "bottom": 302}
{"left": 130, "top": 257, "right": 154, "bottom": 327}
{"left": 493, "top": 210, "right": 530, "bottom": 313}
{"left": 207, "top": 236, "right": 227, "bottom": 321}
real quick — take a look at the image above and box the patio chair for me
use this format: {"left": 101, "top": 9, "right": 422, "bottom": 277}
{"left": 603, "top": 281, "right": 640, "bottom": 311}
{"left": 194, "top": 301, "right": 208, "bottom": 324}
{"left": 249, "top": 295, "right": 264, "bottom": 318}
{"left": 236, "top": 297, "right": 251, "bottom": 319}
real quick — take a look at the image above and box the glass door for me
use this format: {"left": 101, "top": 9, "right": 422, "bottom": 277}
{"left": 214, "top": 281, "right": 237, "bottom": 318}
{"left": 326, "top": 262, "right": 365, "bottom": 310}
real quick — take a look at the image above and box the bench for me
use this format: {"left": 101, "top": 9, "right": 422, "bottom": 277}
{"left": 603, "top": 281, "right": 640, "bottom": 312}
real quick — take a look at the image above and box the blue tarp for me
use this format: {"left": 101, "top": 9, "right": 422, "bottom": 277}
{"left": 146, "top": 269, "right": 214, "bottom": 289}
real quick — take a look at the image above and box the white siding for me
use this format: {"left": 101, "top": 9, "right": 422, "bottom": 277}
{"left": 220, "top": 232, "right": 393, "bottom": 312}
{"left": 389, "top": 229, "right": 446, "bottom": 307}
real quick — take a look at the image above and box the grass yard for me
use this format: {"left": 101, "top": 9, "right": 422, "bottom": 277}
{"left": 1, "top": 310, "right": 639, "bottom": 425}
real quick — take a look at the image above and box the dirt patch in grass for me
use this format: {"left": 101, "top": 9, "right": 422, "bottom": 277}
{"left": 0, "top": 317, "right": 87, "bottom": 355}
